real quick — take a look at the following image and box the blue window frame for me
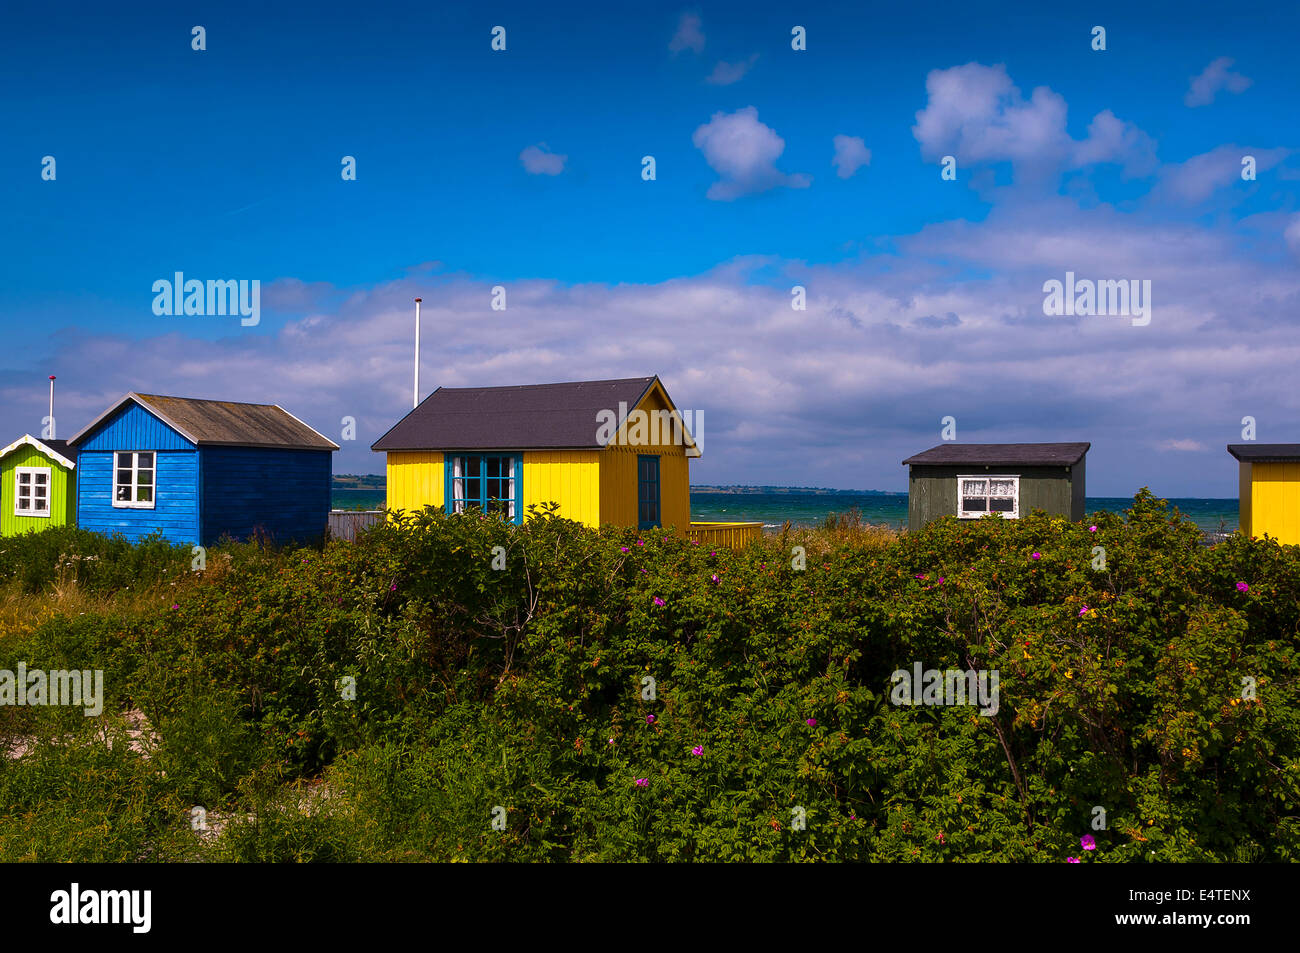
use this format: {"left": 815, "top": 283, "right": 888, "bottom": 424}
{"left": 445, "top": 453, "right": 523, "bottom": 523}
{"left": 637, "top": 455, "right": 660, "bottom": 529}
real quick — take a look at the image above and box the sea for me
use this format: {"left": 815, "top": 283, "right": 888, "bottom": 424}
{"left": 331, "top": 488, "right": 1239, "bottom": 535}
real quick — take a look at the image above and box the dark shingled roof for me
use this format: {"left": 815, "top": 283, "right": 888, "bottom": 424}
{"left": 43, "top": 439, "right": 78, "bottom": 463}
{"left": 371, "top": 378, "right": 659, "bottom": 451}
{"left": 1227, "top": 444, "right": 1300, "bottom": 463}
{"left": 69, "top": 393, "right": 338, "bottom": 450}
{"left": 902, "top": 442, "right": 1090, "bottom": 467}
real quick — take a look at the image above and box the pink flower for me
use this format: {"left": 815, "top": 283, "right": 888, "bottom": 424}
{"left": 636, "top": 540, "right": 645, "bottom": 546}
{"left": 1079, "top": 606, "right": 1089, "bottom": 617}
{"left": 1089, "top": 525, "right": 1097, "bottom": 532}
{"left": 1236, "top": 581, "right": 1250, "bottom": 593}
{"left": 691, "top": 745, "right": 703, "bottom": 756}
{"left": 1081, "top": 834, "right": 1096, "bottom": 851}
{"left": 805, "top": 718, "right": 817, "bottom": 727}
{"left": 710, "top": 574, "right": 719, "bottom": 583}
{"left": 389, "top": 583, "right": 397, "bottom": 591}
{"left": 914, "top": 573, "right": 926, "bottom": 579}
{"left": 653, "top": 596, "right": 665, "bottom": 606}
{"left": 607, "top": 737, "right": 615, "bottom": 745}
{"left": 1031, "top": 552, "right": 1041, "bottom": 560}
{"left": 634, "top": 778, "right": 648, "bottom": 787}
{"left": 620, "top": 546, "right": 629, "bottom": 552}
{"left": 1066, "top": 857, "right": 1080, "bottom": 863}
{"left": 646, "top": 715, "right": 655, "bottom": 724}
{"left": 937, "top": 577, "right": 945, "bottom": 585}
{"left": 170, "top": 603, "right": 179, "bottom": 610}
{"left": 709, "top": 551, "right": 716, "bottom": 556}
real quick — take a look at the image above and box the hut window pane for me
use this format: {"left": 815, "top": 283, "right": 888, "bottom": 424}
{"left": 112, "top": 452, "right": 158, "bottom": 508}
{"left": 448, "top": 454, "right": 519, "bottom": 522}
{"left": 14, "top": 466, "right": 52, "bottom": 518}
{"left": 956, "top": 474, "right": 1019, "bottom": 519}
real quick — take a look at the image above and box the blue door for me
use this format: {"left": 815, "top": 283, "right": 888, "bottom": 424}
{"left": 637, "top": 455, "right": 660, "bottom": 529}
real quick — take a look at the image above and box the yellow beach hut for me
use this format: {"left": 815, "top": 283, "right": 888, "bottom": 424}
{"left": 1227, "top": 444, "right": 1300, "bottom": 545}
{"left": 371, "top": 376, "right": 759, "bottom": 545}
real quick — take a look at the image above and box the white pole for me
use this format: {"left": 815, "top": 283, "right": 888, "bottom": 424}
{"left": 413, "top": 297, "right": 422, "bottom": 409}
{"left": 48, "top": 375, "right": 55, "bottom": 439}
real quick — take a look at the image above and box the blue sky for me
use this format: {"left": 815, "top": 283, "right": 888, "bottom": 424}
{"left": 3, "top": 0, "right": 1298, "bottom": 495}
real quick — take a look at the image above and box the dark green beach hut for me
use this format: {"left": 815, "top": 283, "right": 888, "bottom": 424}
{"left": 902, "top": 443, "right": 1089, "bottom": 531}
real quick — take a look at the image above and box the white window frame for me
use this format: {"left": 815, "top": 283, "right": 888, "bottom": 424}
{"left": 957, "top": 474, "right": 1020, "bottom": 519}
{"left": 112, "top": 451, "right": 157, "bottom": 509}
{"left": 14, "top": 466, "right": 52, "bottom": 518}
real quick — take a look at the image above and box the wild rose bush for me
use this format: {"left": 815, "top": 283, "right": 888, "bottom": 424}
{"left": 0, "top": 489, "right": 1296, "bottom": 861}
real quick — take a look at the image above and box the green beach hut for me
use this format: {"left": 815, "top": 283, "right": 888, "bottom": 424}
{"left": 0, "top": 435, "right": 77, "bottom": 535}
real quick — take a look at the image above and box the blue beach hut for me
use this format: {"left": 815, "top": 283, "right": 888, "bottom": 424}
{"left": 66, "top": 393, "right": 338, "bottom": 545}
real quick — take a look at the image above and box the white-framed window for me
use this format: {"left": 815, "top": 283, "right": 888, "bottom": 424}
{"left": 957, "top": 474, "right": 1019, "bottom": 519}
{"left": 113, "top": 451, "right": 156, "bottom": 508}
{"left": 14, "top": 466, "right": 51, "bottom": 517}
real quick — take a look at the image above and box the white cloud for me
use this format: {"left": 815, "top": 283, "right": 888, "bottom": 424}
{"left": 831, "top": 135, "right": 872, "bottom": 179}
{"left": 519, "top": 144, "right": 566, "bottom": 176}
{"left": 705, "top": 54, "right": 758, "bottom": 85}
{"left": 1153, "top": 145, "right": 1290, "bottom": 204}
{"left": 1157, "top": 439, "right": 1208, "bottom": 452}
{"left": 691, "top": 107, "right": 811, "bottom": 200}
{"left": 1286, "top": 213, "right": 1300, "bottom": 256}
{"left": 912, "top": 62, "right": 1156, "bottom": 179}
{"left": 1185, "top": 57, "right": 1252, "bottom": 107}
{"left": 669, "top": 12, "right": 704, "bottom": 54}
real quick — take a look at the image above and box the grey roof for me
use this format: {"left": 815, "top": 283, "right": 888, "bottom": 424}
{"left": 68, "top": 393, "right": 339, "bottom": 450}
{"left": 903, "top": 442, "right": 1090, "bottom": 467}
{"left": 371, "top": 377, "right": 661, "bottom": 451}
{"left": 43, "top": 439, "right": 78, "bottom": 463}
{"left": 1227, "top": 443, "right": 1300, "bottom": 463}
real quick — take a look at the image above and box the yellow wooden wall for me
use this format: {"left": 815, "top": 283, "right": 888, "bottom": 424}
{"left": 1246, "top": 461, "right": 1300, "bottom": 544}
{"left": 385, "top": 451, "right": 444, "bottom": 514}
{"left": 522, "top": 451, "right": 601, "bottom": 525}
{"left": 597, "top": 386, "right": 693, "bottom": 531}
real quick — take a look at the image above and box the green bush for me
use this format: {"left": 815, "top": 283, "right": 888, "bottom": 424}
{"left": 0, "top": 493, "right": 1296, "bottom": 861}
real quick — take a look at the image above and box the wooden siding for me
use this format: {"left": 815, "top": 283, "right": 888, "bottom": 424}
{"left": 1246, "top": 461, "right": 1300, "bottom": 544}
{"left": 599, "top": 386, "right": 692, "bottom": 531}
{"left": 0, "top": 444, "right": 75, "bottom": 535}
{"left": 385, "top": 451, "right": 444, "bottom": 514}
{"left": 200, "top": 447, "right": 331, "bottom": 545}
{"left": 908, "top": 464, "right": 1079, "bottom": 531}
{"left": 523, "top": 451, "right": 601, "bottom": 525}
{"left": 76, "top": 401, "right": 197, "bottom": 452}
{"left": 1239, "top": 461, "right": 1253, "bottom": 537}
{"left": 599, "top": 445, "right": 690, "bottom": 531}
{"left": 76, "top": 450, "right": 200, "bottom": 543}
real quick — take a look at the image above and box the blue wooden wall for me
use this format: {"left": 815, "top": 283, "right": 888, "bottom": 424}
{"left": 200, "top": 447, "right": 331, "bottom": 545}
{"left": 76, "top": 450, "right": 200, "bottom": 543}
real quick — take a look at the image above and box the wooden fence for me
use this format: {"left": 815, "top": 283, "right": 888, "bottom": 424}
{"left": 328, "top": 509, "right": 385, "bottom": 542}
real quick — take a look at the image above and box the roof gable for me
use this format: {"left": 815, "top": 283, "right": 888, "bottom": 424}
{"left": 0, "top": 434, "right": 77, "bottom": 469}
{"left": 372, "top": 377, "right": 688, "bottom": 452}
{"left": 68, "top": 393, "right": 339, "bottom": 451}
{"left": 903, "top": 442, "right": 1091, "bottom": 467}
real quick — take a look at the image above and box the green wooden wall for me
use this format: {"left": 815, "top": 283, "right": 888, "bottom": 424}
{"left": 907, "top": 463, "right": 1082, "bottom": 531}
{"left": 0, "top": 443, "right": 75, "bottom": 536}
